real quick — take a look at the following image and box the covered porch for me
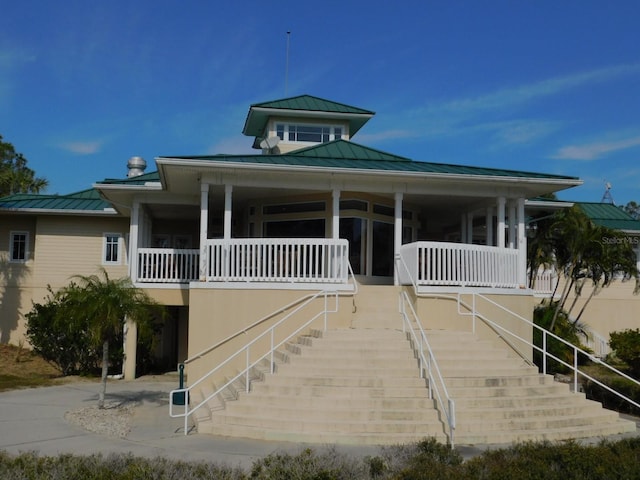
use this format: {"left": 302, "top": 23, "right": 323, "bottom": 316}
{"left": 126, "top": 184, "right": 534, "bottom": 292}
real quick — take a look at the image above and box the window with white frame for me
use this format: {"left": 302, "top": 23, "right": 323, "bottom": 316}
{"left": 103, "top": 233, "right": 122, "bottom": 264}
{"left": 9, "top": 231, "right": 29, "bottom": 262}
{"left": 275, "top": 123, "right": 343, "bottom": 144}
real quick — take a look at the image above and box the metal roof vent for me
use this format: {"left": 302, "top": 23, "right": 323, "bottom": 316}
{"left": 127, "top": 156, "right": 147, "bottom": 178}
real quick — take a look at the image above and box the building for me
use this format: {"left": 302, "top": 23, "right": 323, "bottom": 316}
{"left": 5, "top": 95, "right": 638, "bottom": 444}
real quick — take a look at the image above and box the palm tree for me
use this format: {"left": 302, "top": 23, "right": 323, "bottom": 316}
{"left": 63, "top": 268, "right": 161, "bottom": 408}
{"left": 547, "top": 206, "right": 639, "bottom": 330}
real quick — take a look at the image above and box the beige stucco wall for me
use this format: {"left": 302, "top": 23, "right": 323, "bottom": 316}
{"left": 554, "top": 276, "right": 640, "bottom": 342}
{"left": 185, "top": 288, "right": 353, "bottom": 385}
{"left": 412, "top": 292, "right": 535, "bottom": 362}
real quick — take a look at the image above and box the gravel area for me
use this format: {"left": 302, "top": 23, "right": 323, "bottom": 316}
{"left": 65, "top": 400, "right": 137, "bottom": 438}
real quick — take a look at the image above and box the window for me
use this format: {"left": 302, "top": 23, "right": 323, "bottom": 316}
{"left": 263, "top": 201, "right": 325, "bottom": 215}
{"left": 103, "top": 233, "right": 121, "bottom": 264}
{"left": 9, "top": 231, "right": 28, "bottom": 262}
{"left": 275, "top": 123, "right": 343, "bottom": 143}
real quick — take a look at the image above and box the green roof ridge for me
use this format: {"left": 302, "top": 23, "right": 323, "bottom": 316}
{"left": 250, "top": 94, "right": 374, "bottom": 115}
{"left": 290, "top": 140, "right": 411, "bottom": 162}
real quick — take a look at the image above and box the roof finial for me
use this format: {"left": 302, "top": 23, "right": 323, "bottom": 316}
{"left": 601, "top": 181, "right": 615, "bottom": 205}
{"left": 285, "top": 31, "right": 291, "bottom": 96}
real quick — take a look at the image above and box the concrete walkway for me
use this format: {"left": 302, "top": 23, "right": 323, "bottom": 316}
{"left": 1, "top": 376, "right": 638, "bottom": 470}
{"left": 0, "top": 377, "right": 382, "bottom": 470}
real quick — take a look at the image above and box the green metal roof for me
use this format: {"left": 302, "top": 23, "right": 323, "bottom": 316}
{"left": 242, "top": 95, "right": 375, "bottom": 138}
{"left": 169, "top": 140, "right": 580, "bottom": 181}
{"left": 250, "top": 95, "right": 374, "bottom": 115}
{"left": 577, "top": 202, "right": 640, "bottom": 232}
{"left": 97, "top": 171, "right": 160, "bottom": 186}
{"left": 0, "top": 188, "right": 113, "bottom": 213}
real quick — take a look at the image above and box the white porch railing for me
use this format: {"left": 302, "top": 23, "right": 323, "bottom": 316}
{"left": 204, "top": 238, "right": 349, "bottom": 283}
{"left": 137, "top": 248, "right": 200, "bottom": 283}
{"left": 530, "top": 268, "right": 558, "bottom": 296}
{"left": 398, "top": 241, "right": 519, "bottom": 288}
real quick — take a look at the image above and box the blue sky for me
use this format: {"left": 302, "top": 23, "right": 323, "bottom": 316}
{"left": 1, "top": 1, "right": 639, "bottom": 205}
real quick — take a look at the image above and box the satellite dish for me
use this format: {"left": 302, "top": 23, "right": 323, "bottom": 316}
{"left": 259, "top": 136, "right": 281, "bottom": 151}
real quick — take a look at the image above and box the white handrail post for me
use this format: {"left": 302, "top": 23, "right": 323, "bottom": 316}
{"left": 270, "top": 329, "right": 275, "bottom": 375}
{"left": 472, "top": 294, "right": 477, "bottom": 334}
{"left": 543, "top": 332, "right": 547, "bottom": 375}
{"left": 449, "top": 398, "right": 455, "bottom": 448}
{"left": 324, "top": 291, "right": 328, "bottom": 331}
{"left": 574, "top": 347, "right": 578, "bottom": 394}
{"left": 246, "top": 347, "right": 250, "bottom": 394}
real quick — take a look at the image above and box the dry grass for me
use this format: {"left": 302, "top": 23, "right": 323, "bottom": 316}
{"left": 0, "top": 343, "right": 82, "bottom": 392}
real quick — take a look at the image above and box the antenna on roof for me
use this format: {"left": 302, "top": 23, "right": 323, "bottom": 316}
{"left": 601, "top": 181, "right": 615, "bottom": 205}
{"left": 285, "top": 31, "right": 291, "bottom": 96}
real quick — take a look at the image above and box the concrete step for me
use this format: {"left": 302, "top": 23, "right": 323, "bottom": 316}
{"left": 220, "top": 403, "right": 440, "bottom": 423}
{"left": 198, "top": 422, "right": 448, "bottom": 445}
{"left": 263, "top": 374, "right": 427, "bottom": 388}
{"left": 455, "top": 420, "right": 636, "bottom": 445}
{"left": 248, "top": 383, "right": 432, "bottom": 399}
{"left": 231, "top": 393, "right": 436, "bottom": 410}
{"left": 208, "top": 412, "right": 443, "bottom": 434}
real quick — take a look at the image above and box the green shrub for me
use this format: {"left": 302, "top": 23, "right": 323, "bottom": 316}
{"left": 25, "top": 285, "right": 102, "bottom": 375}
{"left": 609, "top": 329, "right": 640, "bottom": 377}
{"left": 25, "top": 284, "right": 160, "bottom": 377}
{"left": 532, "top": 303, "right": 591, "bottom": 375}
{"left": 249, "top": 447, "right": 369, "bottom": 480}
{"left": 2, "top": 438, "right": 640, "bottom": 479}
{"left": 582, "top": 374, "right": 640, "bottom": 416}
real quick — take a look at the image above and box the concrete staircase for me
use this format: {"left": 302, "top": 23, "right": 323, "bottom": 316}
{"left": 195, "top": 327, "right": 447, "bottom": 444}
{"left": 425, "top": 330, "right": 636, "bottom": 444}
{"left": 190, "top": 286, "right": 636, "bottom": 445}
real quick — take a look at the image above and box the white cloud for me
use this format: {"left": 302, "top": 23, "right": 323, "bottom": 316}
{"left": 58, "top": 140, "right": 103, "bottom": 155}
{"left": 552, "top": 135, "right": 640, "bottom": 161}
{"left": 436, "top": 63, "right": 640, "bottom": 115}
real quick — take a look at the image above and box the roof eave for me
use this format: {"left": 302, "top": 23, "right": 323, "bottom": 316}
{"left": 0, "top": 207, "right": 118, "bottom": 216}
{"left": 156, "top": 157, "right": 583, "bottom": 188}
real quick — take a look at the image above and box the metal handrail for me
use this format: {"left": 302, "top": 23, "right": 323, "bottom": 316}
{"left": 182, "top": 292, "right": 321, "bottom": 365}
{"left": 458, "top": 293, "right": 640, "bottom": 411}
{"left": 399, "top": 290, "right": 455, "bottom": 447}
{"left": 169, "top": 290, "right": 339, "bottom": 434}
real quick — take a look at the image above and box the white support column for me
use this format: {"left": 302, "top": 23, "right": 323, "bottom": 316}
{"left": 394, "top": 192, "right": 403, "bottom": 286}
{"left": 517, "top": 197, "right": 527, "bottom": 287}
{"left": 129, "top": 201, "right": 140, "bottom": 282}
{"left": 224, "top": 184, "right": 233, "bottom": 240}
{"left": 332, "top": 189, "right": 340, "bottom": 239}
{"left": 467, "top": 212, "right": 474, "bottom": 244}
{"left": 485, "top": 206, "right": 494, "bottom": 246}
{"left": 508, "top": 201, "right": 516, "bottom": 249}
{"left": 199, "top": 183, "right": 209, "bottom": 280}
{"left": 461, "top": 213, "right": 467, "bottom": 243}
{"left": 497, "top": 197, "right": 506, "bottom": 248}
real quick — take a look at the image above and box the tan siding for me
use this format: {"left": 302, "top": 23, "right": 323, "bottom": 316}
{"left": 33, "top": 216, "right": 130, "bottom": 289}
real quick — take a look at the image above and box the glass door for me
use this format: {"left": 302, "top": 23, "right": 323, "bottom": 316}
{"left": 340, "top": 217, "right": 367, "bottom": 275}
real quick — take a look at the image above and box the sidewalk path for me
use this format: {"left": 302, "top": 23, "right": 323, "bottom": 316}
{"left": 0, "top": 377, "right": 380, "bottom": 469}
{"left": 1, "top": 376, "right": 638, "bottom": 470}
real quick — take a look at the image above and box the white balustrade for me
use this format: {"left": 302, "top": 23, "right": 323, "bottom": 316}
{"left": 204, "top": 238, "right": 349, "bottom": 283}
{"left": 531, "top": 269, "right": 558, "bottom": 295}
{"left": 137, "top": 248, "right": 200, "bottom": 283}
{"left": 399, "top": 241, "right": 519, "bottom": 288}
